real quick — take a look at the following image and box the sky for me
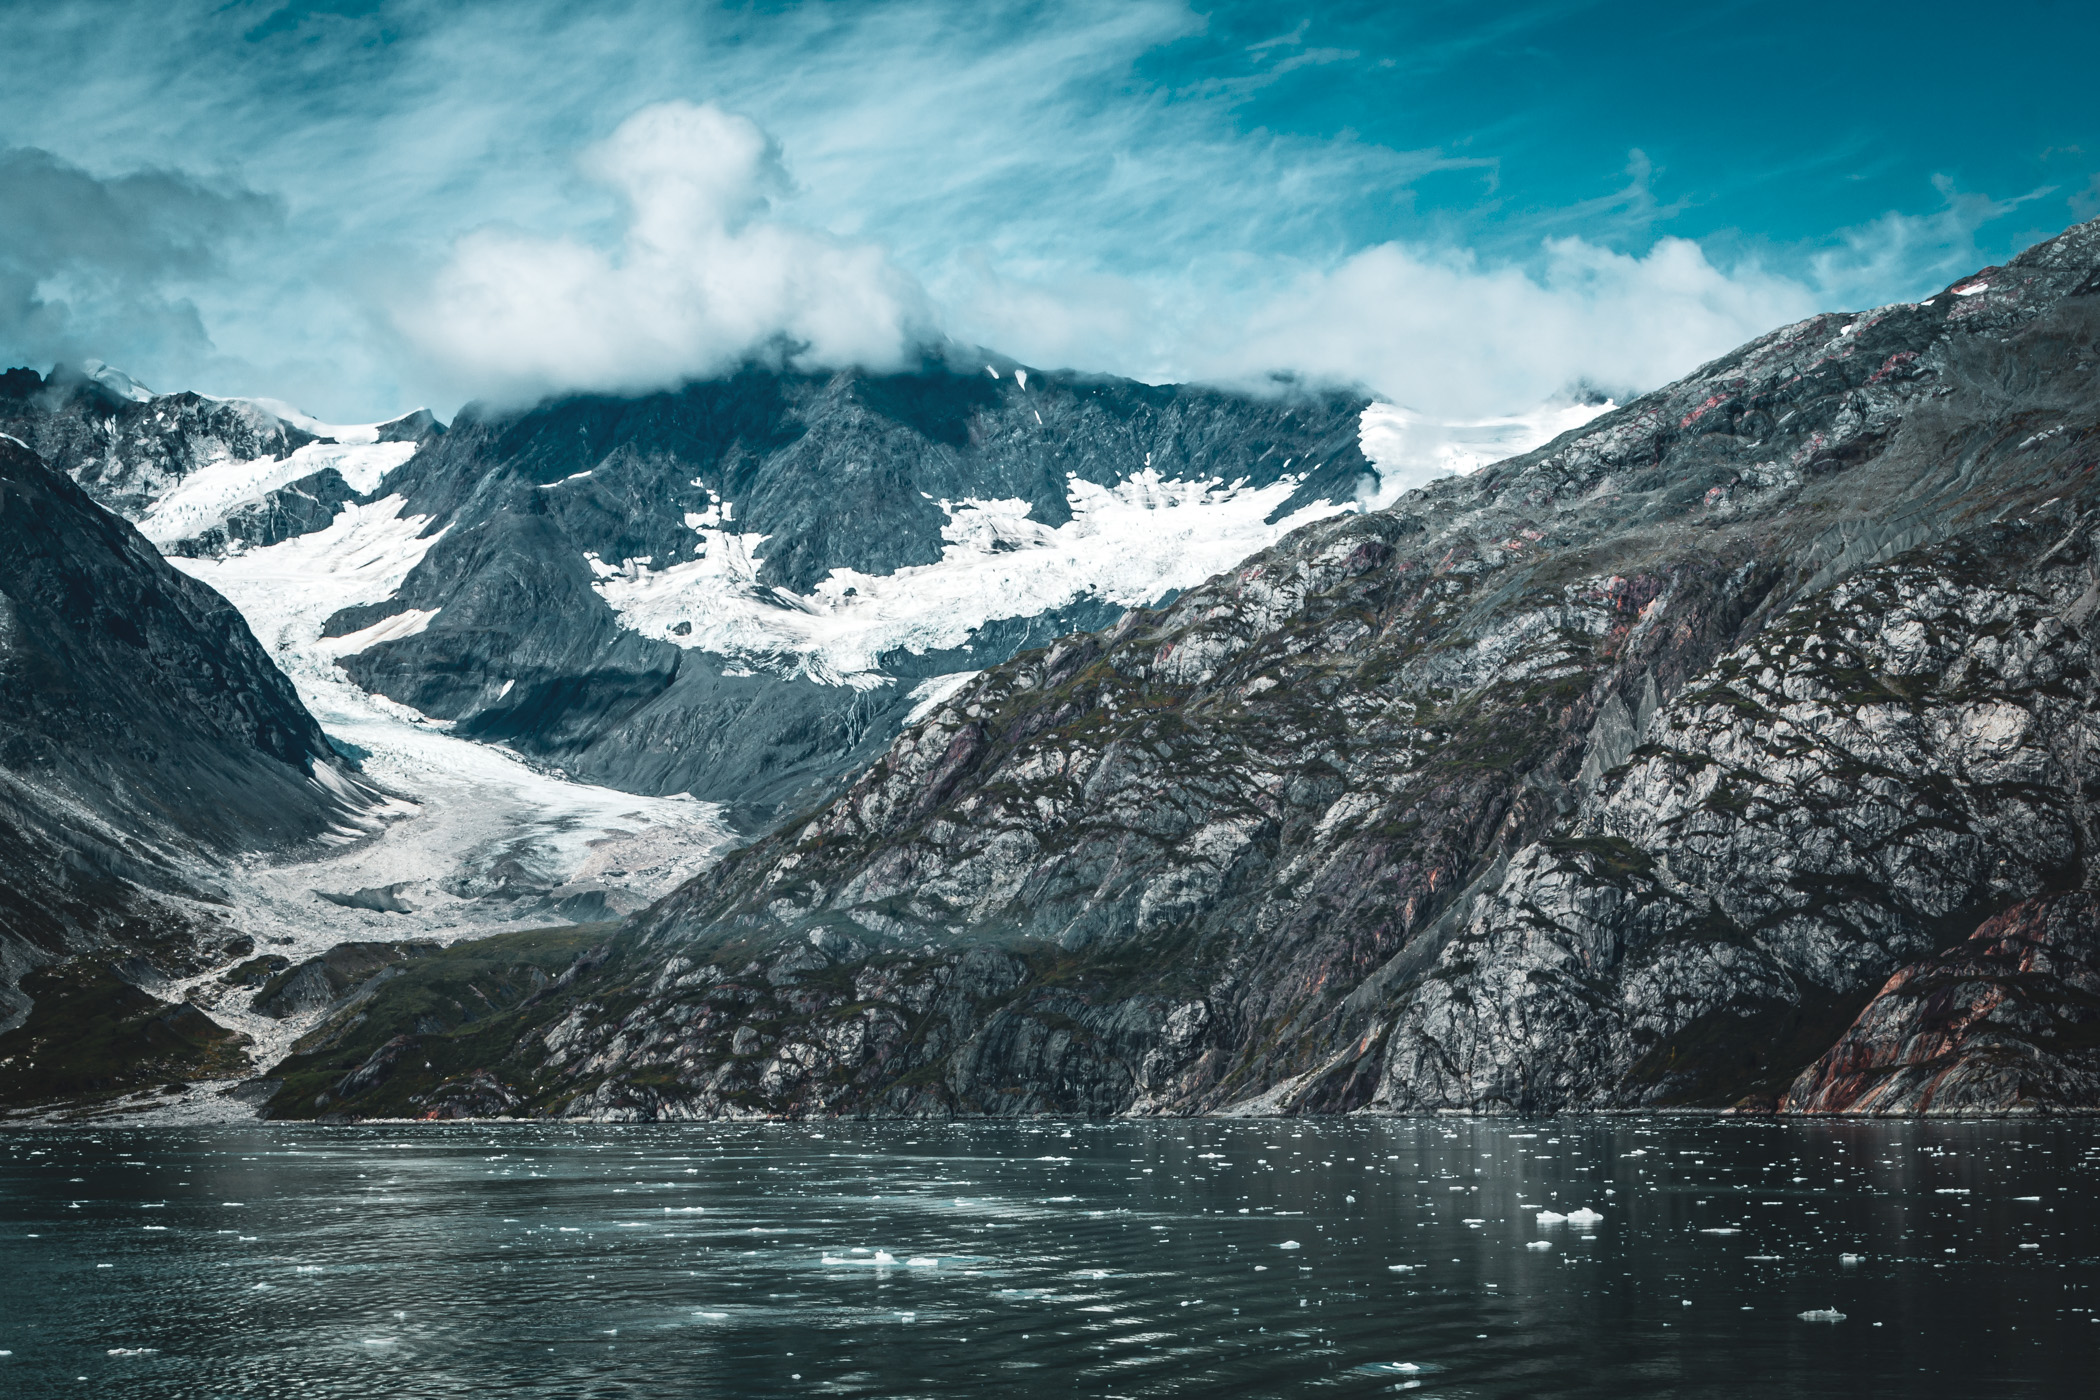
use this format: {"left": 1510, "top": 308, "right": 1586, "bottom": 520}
{"left": 2, "top": 0, "right": 2096, "bottom": 424}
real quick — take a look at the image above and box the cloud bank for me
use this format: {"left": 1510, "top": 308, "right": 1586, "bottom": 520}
{"left": 394, "top": 102, "right": 931, "bottom": 403}
{"left": 0, "top": 145, "right": 277, "bottom": 377}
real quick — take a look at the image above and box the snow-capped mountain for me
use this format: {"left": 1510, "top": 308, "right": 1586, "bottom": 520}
{"left": 325, "top": 358, "right": 1386, "bottom": 821}
{"left": 10, "top": 354, "right": 1435, "bottom": 826}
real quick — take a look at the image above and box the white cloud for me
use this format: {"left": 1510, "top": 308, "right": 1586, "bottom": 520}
{"left": 391, "top": 101, "right": 932, "bottom": 402}
{"left": 948, "top": 233, "right": 1821, "bottom": 418}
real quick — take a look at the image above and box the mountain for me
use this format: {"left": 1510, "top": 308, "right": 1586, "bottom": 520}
{"left": 252, "top": 214, "right": 2100, "bottom": 1122}
{"left": 319, "top": 360, "right": 1378, "bottom": 824}
{"left": 6, "top": 356, "right": 1384, "bottom": 833}
{"left": 0, "top": 434, "right": 371, "bottom": 1105}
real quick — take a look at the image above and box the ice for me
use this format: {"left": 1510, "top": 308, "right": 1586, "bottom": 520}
{"left": 1699, "top": 1228, "right": 1742, "bottom": 1235}
{"left": 1840, "top": 1253, "right": 1862, "bottom": 1264}
{"left": 1387, "top": 1264, "right": 1415, "bottom": 1272}
{"left": 1277, "top": 1240, "right": 1301, "bottom": 1250}
{"left": 593, "top": 469, "right": 1354, "bottom": 686}
{"left": 137, "top": 493, "right": 734, "bottom": 1104}
{"left": 906, "top": 1257, "right": 938, "bottom": 1267}
{"left": 1798, "top": 1309, "right": 1846, "bottom": 1323}
{"left": 1565, "top": 1208, "right": 1603, "bottom": 1225}
{"left": 1535, "top": 1210, "right": 1567, "bottom": 1223}
{"left": 1356, "top": 396, "right": 1614, "bottom": 507}
{"left": 137, "top": 440, "right": 418, "bottom": 548}
{"left": 1525, "top": 1241, "right": 1552, "bottom": 1251}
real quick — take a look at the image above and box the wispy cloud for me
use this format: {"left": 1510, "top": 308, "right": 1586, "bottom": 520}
{"left": 0, "top": 146, "right": 278, "bottom": 379}
{"left": 0, "top": 0, "right": 2091, "bottom": 420}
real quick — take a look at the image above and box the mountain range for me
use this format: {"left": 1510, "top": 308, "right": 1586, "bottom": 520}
{"left": 6, "top": 215, "right": 2100, "bottom": 1120}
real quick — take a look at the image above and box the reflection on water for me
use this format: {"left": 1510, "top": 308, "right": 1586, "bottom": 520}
{"left": 1, "top": 1118, "right": 2097, "bottom": 1396}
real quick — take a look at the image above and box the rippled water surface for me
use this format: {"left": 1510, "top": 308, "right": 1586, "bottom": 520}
{"left": 3, "top": 1119, "right": 2099, "bottom": 1396}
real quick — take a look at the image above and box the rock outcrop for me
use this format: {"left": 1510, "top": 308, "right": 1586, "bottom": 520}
{"left": 1783, "top": 894, "right": 2100, "bottom": 1113}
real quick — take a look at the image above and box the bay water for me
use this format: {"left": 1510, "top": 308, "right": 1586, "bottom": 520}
{"left": 2, "top": 1119, "right": 2096, "bottom": 1396}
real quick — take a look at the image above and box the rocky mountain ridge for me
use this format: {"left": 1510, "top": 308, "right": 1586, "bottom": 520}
{"left": 0, "top": 434, "right": 374, "bottom": 1103}
{"left": 252, "top": 214, "right": 2100, "bottom": 1121}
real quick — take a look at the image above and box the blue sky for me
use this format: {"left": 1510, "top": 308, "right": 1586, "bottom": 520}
{"left": 2, "top": 0, "right": 2095, "bottom": 421}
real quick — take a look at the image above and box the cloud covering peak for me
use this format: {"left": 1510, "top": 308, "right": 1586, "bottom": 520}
{"left": 396, "top": 102, "right": 931, "bottom": 402}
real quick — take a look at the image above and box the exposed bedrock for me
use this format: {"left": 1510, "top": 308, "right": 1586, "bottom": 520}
{"left": 1783, "top": 893, "right": 2100, "bottom": 1114}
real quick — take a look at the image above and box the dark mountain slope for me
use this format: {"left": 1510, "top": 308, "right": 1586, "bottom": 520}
{"left": 325, "top": 360, "right": 1374, "bottom": 820}
{"left": 258, "top": 215, "right": 2100, "bottom": 1121}
{"left": 0, "top": 435, "right": 365, "bottom": 1057}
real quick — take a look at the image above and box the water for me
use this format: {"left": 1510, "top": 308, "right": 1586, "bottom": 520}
{"left": 2, "top": 1118, "right": 2097, "bottom": 1396}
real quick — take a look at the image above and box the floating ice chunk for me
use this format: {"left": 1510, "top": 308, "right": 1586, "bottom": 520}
{"left": 873, "top": 1251, "right": 897, "bottom": 1265}
{"left": 2018, "top": 1244, "right": 2040, "bottom": 1251}
{"left": 2013, "top": 1195, "right": 2041, "bottom": 1201}
{"left": 106, "top": 1348, "right": 159, "bottom": 1356}
{"left": 1566, "top": 1208, "right": 1603, "bottom": 1225}
{"left": 1535, "top": 1210, "right": 1567, "bottom": 1223}
{"left": 1798, "top": 1309, "right": 1846, "bottom": 1323}
{"left": 1278, "top": 1240, "right": 1301, "bottom": 1250}
{"left": 1387, "top": 1264, "right": 1416, "bottom": 1272}
{"left": 1934, "top": 1188, "right": 1970, "bottom": 1195}
{"left": 1840, "top": 1253, "right": 1862, "bottom": 1264}
{"left": 1525, "top": 1241, "right": 1552, "bottom": 1251}
{"left": 907, "top": 1257, "right": 938, "bottom": 1267}
{"left": 1353, "top": 1361, "right": 1437, "bottom": 1376}
{"left": 1700, "top": 1228, "right": 1742, "bottom": 1235}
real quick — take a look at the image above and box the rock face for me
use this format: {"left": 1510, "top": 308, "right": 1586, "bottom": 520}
{"left": 266, "top": 215, "right": 2100, "bottom": 1122}
{"left": 0, "top": 434, "right": 366, "bottom": 1094}
{"left": 1783, "top": 894, "right": 2100, "bottom": 1113}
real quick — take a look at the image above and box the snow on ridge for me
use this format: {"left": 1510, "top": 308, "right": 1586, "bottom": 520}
{"left": 200, "top": 393, "right": 423, "bottom": 447}
{"left": 80, "top": 359, "right": 154, "bottom": 402}
{"left": 591, "top": 467, "right": 1354, "bottom": 686}
{"left": 1357, "top": 398, "right": 1615, "bottom": 509}
{"left": 136, "top": 440, "right": 420, "bottom": 549}
{"left": 906, "top": 671, "right": 981, "bottom": 724}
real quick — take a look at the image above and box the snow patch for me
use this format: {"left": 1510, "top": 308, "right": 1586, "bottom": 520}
{"left": 317, "top": 606, "right": 441, "bottom": 658}
{"left": 594, "top": 468, "right": 1350, "bottom": 685}
{"left": 1357, "top": 397, "right": 1615, "bottom": 509}
{"left": 905, "top": 671, "right": 981, "bottom": 725}
{"left": 136, "top": 441, "right": 419, "bottom": 548}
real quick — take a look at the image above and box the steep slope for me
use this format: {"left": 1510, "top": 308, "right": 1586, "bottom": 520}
{"left": 258, "top": 215, "right": 2100, "bottom": 1121}
{"left": 322, "top": 359, "right": 1378, "bottom": 821}
{"left": 0, "top": 434, "right": 371, "bottom": 1096}
{"left": 1781, "top": 893, "right": 2100, "bottom": 1114}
